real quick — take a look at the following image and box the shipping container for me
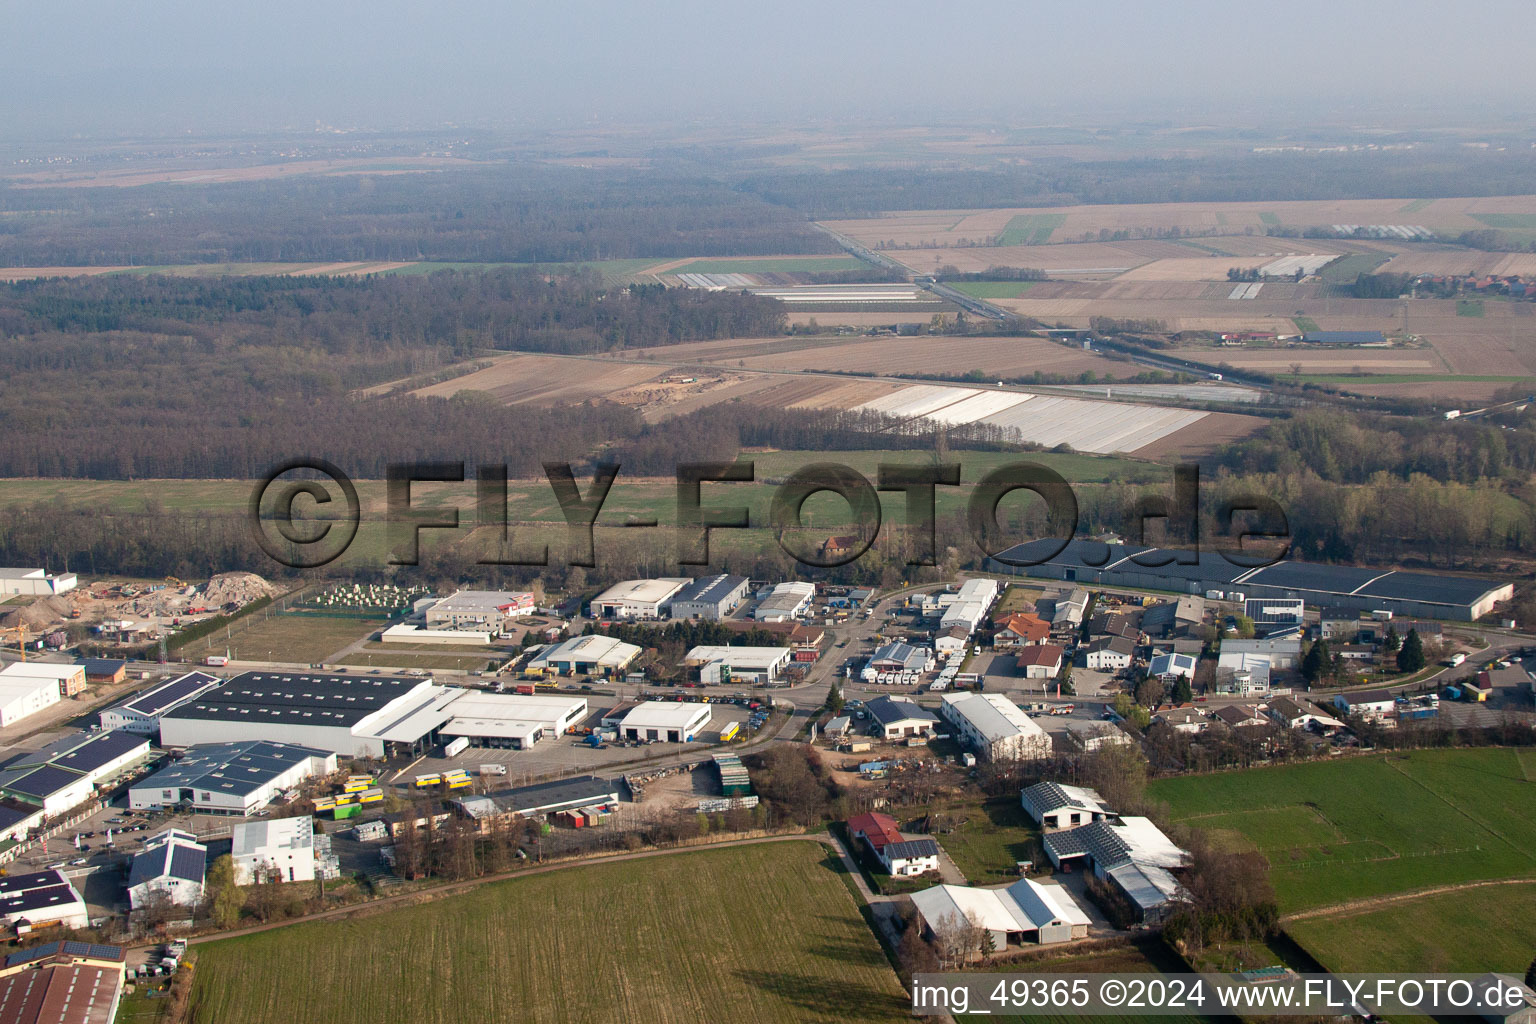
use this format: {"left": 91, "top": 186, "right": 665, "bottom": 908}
{"left": 718, "top": 721, "right": 740, "bottom": 741}
{"left": 443, "top": 736, "right": 470, "bottom": 758}
{"left": 414, "top": 774, "right": 443, "bottom": 788}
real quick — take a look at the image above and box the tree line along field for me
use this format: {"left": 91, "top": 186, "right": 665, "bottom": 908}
{"left": 186, "top": 842, "right": 908, "bottom": 1024}
{"left": 1148, "top": 748, "right": 1536, "bottom": 915}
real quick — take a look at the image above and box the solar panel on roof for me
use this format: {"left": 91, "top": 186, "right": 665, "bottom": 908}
{"left": 3, "top": 764, "right": 86, "bottom": 799}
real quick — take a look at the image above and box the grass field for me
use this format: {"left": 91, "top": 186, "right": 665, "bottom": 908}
{"left": 998, "top": 214, "right": 1066, "bottom": 246}
{"left": 185, "top": 842, "right": 907, "bottom": 1024}
{"left": 1471, "top": 213, "right": 1536, "bottom": 230}
{"left": 335, "top": 653, "right": 496, "bottom": 671}
{"left": 961, "top": 942, "right": 1213, "bottom": 1024}
{"left": 1317, "top": 252, "right": 1391, "bottom": 285}
{"left": 1258, "top": 212, "right": 1281, "bottom": 226}
{"left": 1292, "top": 315, "right": 1320, "bottom": 333}
{"left": 1295, "top": 373, "right": 1534, "bottom": 384}
{"left": 1286, "top": 882, "right": 1536, "bottom": 974}
{"left": 1399, "top": 198, "right": 1433, "bottom": 213}
{"left": 934, "top": 797, "right": 1042, "bottom": 885}
{"left": 1150, "top": 748, "right": 1536, "bottom": 913}
{"left": 209, "top": 611, "right": 388, "bottom": 664}
{"left": 946, "top": 280, "right": 1037, "bottom": 299}
{"left": 1457, "top": 298, "right": 1486, "bottom": 317}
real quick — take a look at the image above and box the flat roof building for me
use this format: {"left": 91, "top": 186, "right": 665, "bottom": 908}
{"left": 98, "top": 671, "right": 222, "bottom": 735}
{"left": 590, "top": 579, "right": 691, "bottom": 620}
{"left": 0, "top": 669, "right": 62, "bottom": 728}
{"left": 940, "top": 692, "right": 1050, "bottom": 762}
{"left": 436, "top": 692, "right": 588, "bottom": 750}
{"left": 0, "top": 870, "right": 88, "bottom": 933}
{"left": 380, "top": 624, "right": 493, "bottom": 646}
{"left": 991, "top": 539, "right": 1511, "bottom": 621}
{"left": 454, "top": 775, "right": 620, "bottom": 828}
{"left": 423, "top": 590, "right": 535, "bottom": 631}
{"left": 668, "top": 574, "right": 750, "bottom": 621}
{"left": 128, "top": 740, "right": 336, "bottom": 816}
{"left": 682, "top": 645, "right": 792, "bottom": 685}
{"left": 232, "top": 815, "right": 335, "bottom": 885}
{"left": 0, "top": 569, "right": 76, "bottom": 598}
{"left": 527, "top": 635, "right": 641, "bottom": 677}
{"left": 615, "top": 701, "right": 711, "bottom": 743}
{"left": 1, "top": 663, "right": 86, "bottom": 699}
{"left": 753, "top": 581, "right": 815, "bottom": 622}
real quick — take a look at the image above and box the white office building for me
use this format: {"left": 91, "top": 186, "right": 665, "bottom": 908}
{"left": 232, "top": 815, "right": 331, "bottom": 885}
{"left": 99, "top": 671, "right": 222, "bottom": 735}
{"left": 0, "top": 569, "right": 77, "bottom": 597}
{"left": 615, "top": 701, "right": 711, "bottom": 743}
{"left": 0, "top": 668, "right": 62, "bottom": 727}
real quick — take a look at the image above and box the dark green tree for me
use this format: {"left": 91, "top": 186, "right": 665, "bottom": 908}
{"left": 1301, "top": 639, "right": 1332, "bottom": 683}
{"left": 1383, "top": 624, "right": 1401, "bottom": 656}
{"left": 1399, "top": 628, "right": 1426, "bottom": 673}
{"left": 1173, "top": 676, "right": 1194, "bottom": 704}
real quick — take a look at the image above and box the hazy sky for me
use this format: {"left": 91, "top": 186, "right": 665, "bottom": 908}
{"left": 6, "top": 0, "right": 1536, "bottom": 138}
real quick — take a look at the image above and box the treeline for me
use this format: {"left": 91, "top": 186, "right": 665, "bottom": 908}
{"left": 0, "top": 169, "right": 832, "bottom": 266}
{"left": 740, "top": 148, "right": 1536, "bottom": 217}
{"left": 0, "top": 273, "right": 786, "bottom": 478}
{"left": 1351, "top": 271, "right": 1416, "bottom": 298}
{"left": 935, "top": 266, "right": 1049, "bottom": 282}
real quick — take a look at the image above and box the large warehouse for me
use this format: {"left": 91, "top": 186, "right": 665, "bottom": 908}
{"left": 753, "top": 581, "right": 815, "bottom": 622}
{"left": 98, "top": 671, "right": 222, "bottom": 735}
{"left": 128, "top": 740, "right": 337, "bottom": 815}
{"left": 682, "top": 645, "right": 792, "bottom": 684}
{"left": 0, "top": 667, "right": 63, "bottom": 728}
{"left": 590, "top": 578, "right": 691, "bottom": 620}
{"left": 668, "top": 574, "right": 750, "bottom": 621}
{"left": 526, "top": 635, "right": 641, "bottom": 677}
{"left": 940, "top": 692, "right": 1050, "bottom": 762}
{"left": 423, "top": 590, "right": 535, "bottom": 631}
{"left": 157, "top": 672, "right": 588, "bottom": 757}
{"left": 0, "top": 870, "right": 88, "bottom": 932}
{"left": 615, "top": 701, "right": 711, "bottom": 743}
{"left": 989, "top": 539, "right": 1512, "bottom": 621}
{"left": 0, "top": 663, "right": 86, "bottom": 699}
{"left": 0, "top": 730, "right": 151, "bottom": 816}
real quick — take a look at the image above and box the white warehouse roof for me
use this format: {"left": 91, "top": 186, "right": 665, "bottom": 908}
{"left": 618, "top": 701, "right": 712, "bottom": 732}
{"left": 942, "top": 692, "right": 1046, "bottom": 745}
{"left": 592, "top": 578, "right": 690, "bottom": 609}
{"left": 683, "top": 646, "right": 791, "bottom": 669}
{"left": 529, "top": 635, "right": 642, "bottom": 670}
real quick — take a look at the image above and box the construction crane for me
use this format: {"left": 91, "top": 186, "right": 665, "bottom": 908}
{"left": 0, "top": 623, "right": 30, "bottom": 662}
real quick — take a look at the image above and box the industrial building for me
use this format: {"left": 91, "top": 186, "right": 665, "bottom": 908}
{"left": 909, "top": 879, "right": 1091, "bottom": 950}
{"left": 753, "top": 581, "right": 815, "bottom": 622}
{"left": 380, "top": 624, "right": 493, "bottom": 646}
{"left": 98, "top": 671, "right": 222, "bottom": 735}
{"left": 1245, "top": 597, "right": 1305, "bottom": 630}
{"left": 436, "top": 691, "right": 588, "bottom": 750}
{"left": 422, "top": 590, "right": 535, "bottom": 631}
{"left": 1, "top": 663, "right": 86, "bottom": 699}
{"left": 590, "top": 578, "right": 691, "bottom": 620}
{"left": 0, "top": 800, "right": 45, "bottom": 845}
{"left": 615, "top": 701, "right": 711, "bottom": 743}
{"left": 940, "top": 692, "right": 1050, "bottom": 762}
{"left": 232, "top": 815, "right": 337, "bottom": 884}
{"left": 1021, "top": 782, "right": 1114, "bottom": 830}
{"left": 157, "top": 671, "right": 443, "bottom": 758}
{"left": 991, "top": 539, "right": 1511, "bottom": 621}
{"left": 0, "top": 667, "right": 63, "bottom": 728}
{"left": 0, "top": 943, "right": 125, "bottom": 1024}
{"left": 527, "top": 635, "right": 642, "bottom": 677}
{"left": 454, "top": 775, "right": 620, "bottom": 829}
{"left": 668, "top": 574, "right": 750, "bottom": 621}
{"left": 865, "top": 696, "right": 938, "bottom": 740}
{"left": 0, "top": 870, "right": 88, "bottom": 933}
{"left": 1148, "top": 652, "right": 1198, "bottom": 681}
{"left": 0, "top": 730, "right": 151, "bottom": 816}
{"left": 80, "top": 660, "right": 126, "bottom": 685}
{"left": 865, "top": 641, "right": 932, "bottom": 676}
{"left": 126, "top": 830, "right": 206, "bottom": 910}
{"left": 682, "top": 645, "right": 792, "bottom": 685}
{"left": 0, "top": 569, "right": 76, "bottom": 598}
{"left": 128, "top": 740, "right": 337, "bottom": 815}
{"left": 1043, "top": 816, "right": 1187, "bottom": 922}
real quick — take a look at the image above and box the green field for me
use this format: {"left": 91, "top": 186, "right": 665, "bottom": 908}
{"left": 186, "top": 842, "right": 906, "bottom": 1024}
{"left": 1457, "top": 298, "right": 1486, "bottom": 317}
{"left": 664, "top": 256, "right": 866, "bottom": 275}
{"left": 997, "top": 214, "right": 1067, "bottom": 246}
{"left": 1296, "top": 373, "right": 1535, "bottom": 384}
{"left": 1150, "top": 749, "right": 1536, "bottom": 913}
{"left": 208, "top": 611, "right": 388, "bottom": 664}
{"left": 1317, "top": 252, "right": 1390, "bottom": 285}
{"left": 1292, "top": 316, "right": 1320, "bottom": 333}
{"left": 1471, "top": 213, "right": 1536, "bottom": 230}
{"left": 1287, "top": 882, "right": 1536, "bottom": 974}
{"left": 946, "top": 280, "right": 1037, "bottom": 299}
{"left": 1258, "top": 211, "right": 1281, "bottom": 226}
{"left": 1398, "top": 198, "right": 1433, "bottom": 213}
{"left": 934, "top": 797, "right": 1043, "bottom": 885}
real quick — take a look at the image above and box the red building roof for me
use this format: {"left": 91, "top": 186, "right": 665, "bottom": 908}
{"left": 846, "top": 811, "right": 903, "bottom": 849}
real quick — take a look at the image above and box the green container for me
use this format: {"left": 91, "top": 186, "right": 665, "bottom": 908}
{"left": 332, "top": 803, "right": 361, "bottom": 819}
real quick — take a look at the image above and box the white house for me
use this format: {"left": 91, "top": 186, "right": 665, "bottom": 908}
{"left": 941, "top": 692, "right": 1050, "bottom": 762}
{"left": 1148, "top": 652, "right": 1197, "bottom": 682}
{"left": 1082, "top": 636, "right": 1135, "bottom": 671}
{"left": 1333, "top": 688, "right": 1397, "bottom": 721}
{"left": 127, "top": 830, "right": 207, "bottom": 911}
{"left": 1015, "top": 644, "right": 1065, "bottom": 679}
{"left": 880, "top": 838, "right": 942, "bottom": 876}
